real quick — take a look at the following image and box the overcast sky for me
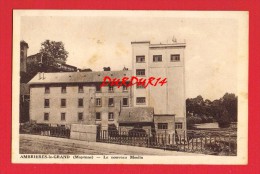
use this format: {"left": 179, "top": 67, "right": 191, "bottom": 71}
{"left": 20, "top": 11, "right": 247, "bottom": 100}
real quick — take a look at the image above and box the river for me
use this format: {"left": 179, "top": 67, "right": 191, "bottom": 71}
{"left": 193, "top": 122, "right": 219, "bottom": 129}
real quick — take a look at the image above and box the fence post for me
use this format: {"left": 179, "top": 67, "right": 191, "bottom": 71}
{"left": 187, "top": 135, "right": 189, "bottom": 150}
{"left": 196, "top": 137, "right": 198, "bottom": 150}
{"left": 147, "top": 129, "right": 150, "bottom": 148}
{"left": 119, "top": 128, "right": 121, "bottom": 145}
{"left": 164, "top": 130, "right": 167, "bottom": 150}
{"left": 192, "top": 138, "right": 194, "bottom": 151}
{"left": 205, "top": 136, "right": 207, "bottom": 147}
{"left": 200, "top": 136, "right": 203, "bottom": 151}
{"left": 228, "top": 133, "right": 231, "bottom": 156}
{"left": 184, "top": 131, "right": 186, "bottom": 151}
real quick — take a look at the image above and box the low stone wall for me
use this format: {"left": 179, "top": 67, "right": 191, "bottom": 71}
{"left": 70, "top": 124, "right": 97, "bottom": 142}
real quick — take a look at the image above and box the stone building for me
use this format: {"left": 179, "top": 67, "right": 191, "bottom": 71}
{"left": 131, "top": 41, "right": 186, "bottom": 134}
{"left": 28, "top": 70, "right": 132, "bottom": 130}
{"left": 28, "top": 40, "right": 186, "bottom": 134}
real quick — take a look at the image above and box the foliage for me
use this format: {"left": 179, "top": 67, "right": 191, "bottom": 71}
{"left": 40, "top": 40, "right": 68, "bottom": 65}
{"left": 108, "top": 124, "right": 119, "bottom": 137}
{"left": 186, "top": 93, "right": 237, "bottom": 128}
{"left": 21, "top": 40, "right": 69, "bottom": 83}
{"left": 128, "top": 125, "right": 147, "bottom": 137}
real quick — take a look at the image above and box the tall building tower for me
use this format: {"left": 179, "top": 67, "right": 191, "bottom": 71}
{"left": 131, "top": 41, "right": 186, "bottom": 133}
{"left": 20, "top": 40, "right": 29, "bottom": 72}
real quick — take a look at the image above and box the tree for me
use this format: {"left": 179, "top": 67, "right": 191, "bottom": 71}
{"left": 39, "top": 40, "right": 69, "bottom": 66}
{"left": 222, "top": 93, "right": 237, "bottom": 122}
{"left": 186, "top": 93, "right": 238, "bottom": 129}
{"left": 218, "top": 109, "right": 231, "bottom": 128}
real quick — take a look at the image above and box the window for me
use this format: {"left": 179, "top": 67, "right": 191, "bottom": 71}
{"left": 171, "top": 54, "right": 180, "bottom": 62}
{"left": 122, "top": 98, "right": 128, "bottom": 106}
{"left": 108, "top": 112, "right": 114, "bottom": 120}
{"left": 136, "top": 85, "right": 145, "bottom": 89}
{"left": 44, "top": 99, "right": 50, "bottom": 108}
{"left": 78, "top": 112, "right": 83, "bottom": 121}
{"left": 153, "top": 55, "right": 162, "bottom": 62}
{"left": 158, "top": 123, "right": 168, "bottom": 130}
{"left": 96, "top": 85, "right": 101, "bottom": 92}
{"left": 61, "top": 113, "right": 66, "bottom": 121}
{"left": 96, "top": 98, "right": 102, "bottom": 106}
{"left": 96, "top": 112, "right": 101, "bottom": 120}
{"left": 61, "top": 99, "right": 66, "bottom": 107}
{"left": 108, "top": 86, "right": 114, "bottom": 92}
{"left": 108, "top": 98, "right": 114, "bottom": 107}
{"left": 44, "top": 113, "right": 49, "bottom": 121}
{"left": 175, "top": 122, "right": 183, "bottom": 129}
{"left": 45, "top": 86, "right": 50, "bottom": 94}
{"left": 136, "top": 97, "right": 146, "bottom": 104}
{"left": 136, "top": 69, "right": 145, "bottom": 76}
{"left": 78, "top": 85, "right": 84, "bottom": 93}
{"left": 61, "top": 86, "right": 66, "bottom": 93}
{"left": 78, "top": 98, "right": 83, "bottom": 107}
{"left": 136, "top": 56, "right": 145, "bottom": 63}
{"left": 122, "top": 86, "right": 128, "bottom": 92}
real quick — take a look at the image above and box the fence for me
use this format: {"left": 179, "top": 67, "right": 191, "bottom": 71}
{"left": 20, "top": 124, "right": 70, "bottom": 138}
{"left": 97, "top": 128, "right": 237, "bottom": 155}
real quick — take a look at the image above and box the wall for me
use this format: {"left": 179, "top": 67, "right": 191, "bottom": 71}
{"left": 95, "top": 85, "right": 132, "bottom": 130}
{"left": 30, "top": 84, "right": 96, "bottom": 125}
{"left": 132, "top": 42, "right": 186, "bottom": 133}
{"left": 132, "top": 42, "right": 150, "bottom": 107}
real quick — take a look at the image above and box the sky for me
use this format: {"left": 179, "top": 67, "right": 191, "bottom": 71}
{"left": 20, "top": 11, "right": 247, "bottom": 100}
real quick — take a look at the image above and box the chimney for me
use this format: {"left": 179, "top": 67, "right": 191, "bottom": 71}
{"left": 103, "top": 67, "right": 111, "bottom": 71}
{"left": 38, "top": 72, "right": 42, "bottom": 80}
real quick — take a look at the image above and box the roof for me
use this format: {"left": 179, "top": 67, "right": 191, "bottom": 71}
{"left": 131, "top": 41, "right": 150, "bottom": 44}
{"left": 28, "top": 70, "right": 132, "bottom": 84}
{"left": 149, "top": 43, "right": 186, "bottom": 48}
{"left": 118, "top": 107, "right": 154, "bottom": 123}
{"left": 131, "top": 40, "right": 186, "bottom": 47}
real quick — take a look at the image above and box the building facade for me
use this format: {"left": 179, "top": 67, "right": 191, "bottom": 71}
{"left": 29, "top": 71, "right": 132, "bottom": 130}
{"left": 28, "top": 40, "right": 186, "bottom": 134}
{"left": 131, "top": 41, "right": 186, "bottom": 133}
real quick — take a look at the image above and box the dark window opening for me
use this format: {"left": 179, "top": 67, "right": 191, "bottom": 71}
{"left": 136, "top": 97, "right": 146, "bottom": 104}
{"left": 78, "top": 85, "right": 84, "bottom": 93}
{"left": 158, "top": 123, "right": 168, "bottom": 130}
{"left": 78, "top": 98, "right": 83, "bottom": 107}
{"left": 44, "top": 99, "right": 50, "bottom": 108}
{"left": 44, "top": 113, "right": 49, "bottom": 121}
{"left": 96, "top": 98, "right": 102, "bottom": 106}
{"left": 45, "top": 86, "right": 50, "bottom": 93}
{"left": 108, "top": 98, "right": 114, "bottom": 107}
{"left": 109, "top": 112, "right": 114, "bottom": 120}
{"left": 171, "top": 54, "right": 180, "bottom": 61}
{"left": 175, "top": 122, "right": 183, "bottom": 129}
{"left": 61, "top": 99, "right": 66, "bottom": 107}
{"left": 96, "top": 112, "right": 101, "bottom": 120}
{"left": 136, "top": 69, "right": 145, "bottom": 76}
{"left": 122, "top": 98, "right": 128, "bottom": 106}
{"left": 136, "top": 56, "right": 145, "bottom": 63}
{"left": 61, "top": 113, "right": 66, "bottom": 121}
{"left": 153, "top": 55, "right": 162, "bottom": 62}
{"left": 61, "top": 86, "right": 66, "bottom": 93}
{"left": 78, "top": 112, "right": 83, "bottom": 121}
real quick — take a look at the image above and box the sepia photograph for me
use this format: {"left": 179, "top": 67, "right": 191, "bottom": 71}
{"left": 12, "top": 10, "right": 248, "bottom": 164}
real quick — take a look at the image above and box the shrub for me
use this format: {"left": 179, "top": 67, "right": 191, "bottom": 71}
{"left": 128, "top": 128, "right": 147, "bottom": 137}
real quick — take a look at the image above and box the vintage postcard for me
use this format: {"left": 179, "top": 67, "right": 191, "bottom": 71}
{"left": 12, "top": 10, "right": 248, "bottom": 164}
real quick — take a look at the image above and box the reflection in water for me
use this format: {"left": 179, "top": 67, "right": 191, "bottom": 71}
{"left": 194, "top": 122, "right": 219, "bottom": 129}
